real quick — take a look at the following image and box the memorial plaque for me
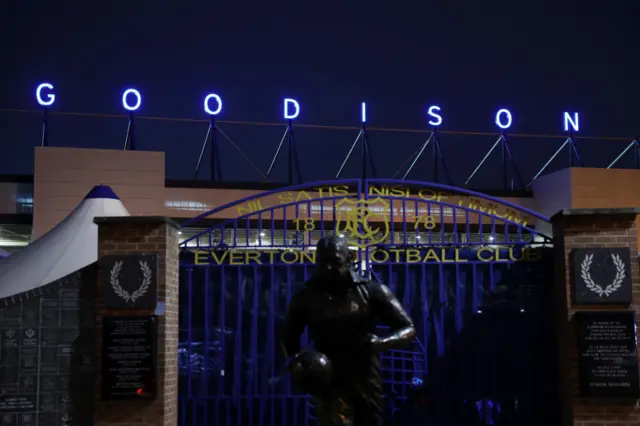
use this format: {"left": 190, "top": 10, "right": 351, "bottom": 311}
{"left": 102, "top": 315, "right": 157, "bottom": 400}
{"left": 572, "top": 248, "right": 632, "bottom": 305}
{"left": 102, "top": 254, "right": 158, "bottom": 309}
{"left": 0, "top": 395, "right": 36, "bottom": 412}
{"left": 576, "top": 311, "right": 640, "bottom": 397}
{"left": 0, "top": 270, "right": 95, "bottom": 426}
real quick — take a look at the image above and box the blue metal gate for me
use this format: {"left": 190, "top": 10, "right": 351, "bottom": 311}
{"left": 177, "top": 179, "right": 559, "bottom": 426}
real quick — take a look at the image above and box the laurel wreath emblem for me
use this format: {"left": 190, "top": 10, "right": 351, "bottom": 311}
{"left": 109, "top": 260, "right": 152, "bottom": 303}
{"left": 580, "top": 253, "right": 626, "bottom": 297}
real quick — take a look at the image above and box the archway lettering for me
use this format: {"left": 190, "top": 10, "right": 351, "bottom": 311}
{"left": 234, "top": 184, "right": 530, "bottom": 226}
{"left": 192, "top": 246, "right": 543, "bottom": 265}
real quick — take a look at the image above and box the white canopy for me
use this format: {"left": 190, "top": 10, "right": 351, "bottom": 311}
{"left": 0, "top": 185, "right": 130, "bottom": 300}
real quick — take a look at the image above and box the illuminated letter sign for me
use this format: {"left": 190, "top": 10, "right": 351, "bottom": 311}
{"left": 495, "top": 108, "right": 512, "bottom": 129}
{"left": 427, "top": 105, "right": 442, "bottom": 126}
{"left": 36, "top": 83, "right": 55, "bottom": 107}
{"left": 204, "top": 93, "right": 222, "bottom": 115}
{"left": 122, "top": 89, "right": 142, "bottom": 112}
{"left": 283, "top": 98, "right": 300, "bottom": 120}
{"left": 361, "top": 102, "right": 367, "bottom": 123}
{"left": 563, "top": 112, "right": 579, "bottom": 132}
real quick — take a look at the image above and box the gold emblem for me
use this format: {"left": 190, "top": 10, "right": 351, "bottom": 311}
{"left": 335, "top": 197, "right": 390, "bottom": 249}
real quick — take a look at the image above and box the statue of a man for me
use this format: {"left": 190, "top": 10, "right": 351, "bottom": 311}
{"left": 282, "top": 235, "right": 416, "bottom": 426}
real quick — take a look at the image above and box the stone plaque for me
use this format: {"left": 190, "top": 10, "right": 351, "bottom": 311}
{"left": 102, "top": 254, "right": 158, "bottom": 309}
{"left": 0, "top": 270, "right": 95, "bottom": 426}
{"left": 572, "top": 248, "right": 632, "bottom": 305}
{"left": 102, "top": 315, "right": 157, "bottom": 400}
{"left": 0, "top": 395, "right": 36, "bottom": 412}
{"left": 576, "top": 311, "right": 640, "bottom": 397}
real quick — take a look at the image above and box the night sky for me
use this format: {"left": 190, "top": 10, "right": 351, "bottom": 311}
{"left": 2, "top": 1, "right": 639, "bottom": 189}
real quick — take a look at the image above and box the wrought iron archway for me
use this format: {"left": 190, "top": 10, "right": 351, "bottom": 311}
{"left": 177, "top": 179, "right": 559, "bottom": 426}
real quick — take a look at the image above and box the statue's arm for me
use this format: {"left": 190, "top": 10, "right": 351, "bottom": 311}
{"left": 368, "top": 283, "right": 416, "bottom": 351}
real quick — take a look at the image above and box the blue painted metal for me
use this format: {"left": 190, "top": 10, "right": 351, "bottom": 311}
{"left": 178, "top": 179, "right": 559, "bottom": 426}
{"left": 181, "top": 196, "right": 547, "bottom": 250}
{"left": 367, "top": 178, "right": 551, "bottom": 222}
{"left": 180, "top": 179, "right": 361, "bottom": 229}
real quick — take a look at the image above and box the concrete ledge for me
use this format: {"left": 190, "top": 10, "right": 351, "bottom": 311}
{"left": 94, "top": 215, "right": 180, "bottom": 229}
{"left": 551, "top": 208, "right": 640, "bottom": 222}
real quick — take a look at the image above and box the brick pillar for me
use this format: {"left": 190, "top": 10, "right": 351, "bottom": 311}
{"left": 93, "top": 216, "right": 180, "bottom": 426}
{"left": 552, "top": 208, "right": 640, "bottom": 426}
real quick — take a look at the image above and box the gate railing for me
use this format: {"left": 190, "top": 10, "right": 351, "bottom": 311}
{"left": 179, "top": 197, "right": 551, "bottom": 251}
{"left": 177, "top": 179, "right": 556, "bottom": 426}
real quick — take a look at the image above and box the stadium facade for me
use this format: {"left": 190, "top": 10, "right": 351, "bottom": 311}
{"left": 1, "top": 146, "right": 639, "bottom": 252}
{"left": 1, "top": 146, "right": 640, "bottom": 426}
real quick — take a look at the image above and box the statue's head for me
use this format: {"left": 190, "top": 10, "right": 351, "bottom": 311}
{"left": 315, "top": 235, "right": 353, "bottom": 281}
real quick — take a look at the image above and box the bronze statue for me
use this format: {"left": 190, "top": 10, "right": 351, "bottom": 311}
{"left": 282, "top": 235, "right": 416, "bottom": 426}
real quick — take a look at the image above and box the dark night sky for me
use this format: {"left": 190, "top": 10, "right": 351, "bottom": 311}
{"left": 1, "top": 1, "right": 639, "bottom": 188}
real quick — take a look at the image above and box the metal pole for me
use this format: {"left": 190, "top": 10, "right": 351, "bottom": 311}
{"left": 128, "top": 112, "right": 136, "bottom": 150}
{"left": 123, "top": 112, "right": 136, "bottom": 151}
{"left": 123, "top": 120, "right": 131, "bottom": 150}
{"left": 402, "top": 133, "right": 433, "bottom": 180}
{"left": 503, "top": 137, "right": 525, "bottom": 190}
{"left": 607, "top": 140, "right": 639, "bottom": 169}
{"left": 291, "top": 133, "right": 304, "bottom": 183}
{"left": 434, "top": 137, "right": 452, "bottom": 185}
{"left": 569, "top": 137, "right": 583, "bottom": 166}
{"left": 287, "top": 120, "right": 294, "bottom": 184}
{"left": 266, "top": 127, "right": 289, "bottom": 178}
{"left": 528, "top": 138, "right": 570, "bottom": 186}
{"left": 210, "top": 116, "right": 219, "bottom": 181}
{"left": 362, "top": 126, "right": 377, "bottom": 178}
{"left": 336, "top": 130, "right": 362, "bottom": 178}
{"left": 193, "top": 124, "right": 213, "bottom": 179}
{"left": 361, "top": 123, "right": 367, "bottom": 180}
{"left": 41, "top": 108, "right": 49, "bottom": 147}
{"left": 501, "top": 135, "right": 507, "bottom": 189}
{"left": 569, "top": 136, "right": 573, "bottom": 167}
{"left": 215, "top": 124, "right": 270, "bottom": 181}
{"left": 465, "top": 136, "right": 503, "bottom": 185}
{"left": 432, "top": 128, "right": 438, "bottom": 182}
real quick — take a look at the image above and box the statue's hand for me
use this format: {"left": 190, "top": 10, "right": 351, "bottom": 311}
{"left": 364, "top": 333, "right": 383, "bottom": 349}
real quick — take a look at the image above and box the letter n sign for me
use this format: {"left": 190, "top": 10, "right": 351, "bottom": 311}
{"left": 102, "top": 254, "right": 158, "bottom": 309}
{"left": 571, "top": 248, "right": 632, "bottom": 305}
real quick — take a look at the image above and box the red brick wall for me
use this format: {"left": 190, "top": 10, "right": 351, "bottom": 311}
{"left": 553, "top": 212, "right": 640, "bottom": 426}
{"left": 93, "top": 217, "right": 180, "bottom": 426}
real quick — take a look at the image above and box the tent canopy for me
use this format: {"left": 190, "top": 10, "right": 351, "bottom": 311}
{"left": 0, "top": 185, "right": 130, "bottom": 300}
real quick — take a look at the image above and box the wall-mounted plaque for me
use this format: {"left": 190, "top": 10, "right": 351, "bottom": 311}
{"left": 572, "top": 248, "right": 632, "bottom": 305}
{"left": 0, "top": 269, "right": 94, "bottom": 426}
{"left": 102, "top": 254, "right": 158, "bottom": 309}
{"left": 102, "top": 316, "right": 157, "bottom": 400}
{"left": 576, "top": 311, "right": 640, "bottom": 397}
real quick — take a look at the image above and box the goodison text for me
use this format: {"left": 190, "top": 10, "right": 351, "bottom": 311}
{"left": 34, "top": 82, "right": 580, "bottom": 132}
